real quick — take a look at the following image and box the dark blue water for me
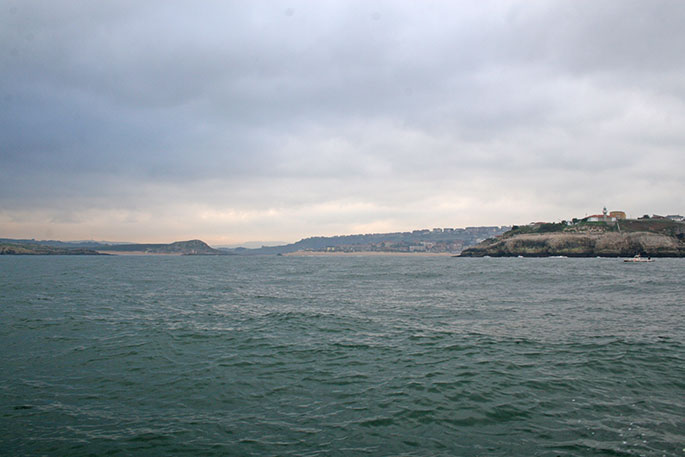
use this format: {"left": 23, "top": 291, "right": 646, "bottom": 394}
{"left": 1, "top": 256, "right": 683, "bottom": 456}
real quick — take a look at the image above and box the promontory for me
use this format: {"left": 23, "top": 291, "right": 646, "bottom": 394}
{"left": 460, "top": 215, "right": 685, "bottom": 257}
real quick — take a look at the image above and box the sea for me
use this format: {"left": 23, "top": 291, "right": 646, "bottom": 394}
{"left": 0, "top": 255, "right": 683, "bottom": 456}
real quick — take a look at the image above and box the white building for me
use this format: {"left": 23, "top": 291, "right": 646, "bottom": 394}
{"left": 586, "top": 207, "right": 616, "bottom": 223}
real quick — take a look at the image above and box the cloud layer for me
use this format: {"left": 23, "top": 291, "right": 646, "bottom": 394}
{"left": 2, "top": 0, "right": 683, "bottom": 243}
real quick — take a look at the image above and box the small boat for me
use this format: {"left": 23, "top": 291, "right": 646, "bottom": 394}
{"left": 624, "top": 255, "right": 654, "bottom": 263}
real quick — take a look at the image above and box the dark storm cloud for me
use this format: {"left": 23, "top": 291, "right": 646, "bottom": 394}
{"left": 1, "top": 0, "right": 683, "bottom": 241}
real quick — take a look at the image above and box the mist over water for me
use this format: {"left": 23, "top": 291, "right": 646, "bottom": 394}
{"left": 1, "top": 256, "right": 683, "bottom": 456}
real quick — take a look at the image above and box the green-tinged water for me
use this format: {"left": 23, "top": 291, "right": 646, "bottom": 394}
{"left": 1, "top": 256, "right": 683, "bottom": 456}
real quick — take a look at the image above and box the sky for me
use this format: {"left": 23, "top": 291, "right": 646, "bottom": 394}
{"left": 1, "top": 0, "right": 684, "bottom": 245}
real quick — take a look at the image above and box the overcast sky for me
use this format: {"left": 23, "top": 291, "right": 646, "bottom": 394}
{"left": 1, "top": 0, "right": 683, "bottom": 244}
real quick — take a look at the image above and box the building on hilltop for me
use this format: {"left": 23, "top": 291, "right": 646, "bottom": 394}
{"left": 585, "top": 207, "right": 616, "bottom": 223}
{"left": 609, "top": 211, "right": 626, "bottom": 220}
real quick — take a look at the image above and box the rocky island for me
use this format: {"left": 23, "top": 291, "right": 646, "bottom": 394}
{"left": 460, "top": 214, "right": 685, "bottom": 257}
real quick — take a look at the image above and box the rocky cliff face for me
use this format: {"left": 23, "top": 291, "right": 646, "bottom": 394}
{"left": 460, "top": 232, "right": 685, "bottom": 257}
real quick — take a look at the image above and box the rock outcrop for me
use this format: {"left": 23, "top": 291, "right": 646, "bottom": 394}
{"left": 460, "top": 231, "right": 685, "bottom": 257}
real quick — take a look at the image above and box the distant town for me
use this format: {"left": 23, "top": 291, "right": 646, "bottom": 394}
{"left": 273, "top": 209, "right": 685, "bottom": 255}
{"left": 253, "top": 226, "right": 510, "bottom": 255}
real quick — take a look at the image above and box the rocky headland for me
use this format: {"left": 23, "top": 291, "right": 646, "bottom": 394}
{"left": 460, "top": 219, "right": 685, "bottom": 257}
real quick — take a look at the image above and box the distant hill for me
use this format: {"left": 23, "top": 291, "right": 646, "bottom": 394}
{"left": 0, "top": 242, "right": 105, "bottom": 255}
{"left": 0, "top": 238, "right": 122, "bottom": 249}
{"left": 221, "top": 226, "right": 510, "bottom": 255}
{"left": 460, "top": 219, "right": 685, "bottom": 257}
{"left": 0, "top": 239, "right": 226, "bottom": 255}
{"left": 98, "top": 240, "right": 224, "bottom": 255}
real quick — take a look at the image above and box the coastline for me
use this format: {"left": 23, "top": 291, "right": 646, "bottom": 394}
{"left": 460, "top": 230, "right": 685, "bottom": 258}
{"left": 96, "top": 250, "right": 184, "bottom": 256}
{"left": 283, "top": 251, "right": 456, "bottom": 257}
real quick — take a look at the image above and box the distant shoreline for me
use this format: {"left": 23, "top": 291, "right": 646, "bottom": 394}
{"left": 96, "top": 250, "right": 184, "bottom": 256}
{"left": 283, "top": 251, "right": 456, "bottom": 257}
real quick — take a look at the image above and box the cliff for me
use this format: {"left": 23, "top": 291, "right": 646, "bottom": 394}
{"left": 460, "top": 220, "right": 685, "bottom": 257}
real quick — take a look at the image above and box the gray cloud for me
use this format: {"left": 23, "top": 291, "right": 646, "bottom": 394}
{"left": 1, "top": 0, "right": 683, "bottom": 242}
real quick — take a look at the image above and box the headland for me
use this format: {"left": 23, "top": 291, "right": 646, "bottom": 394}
{"left": 460, "top": 213, "right": 685, "bottom": 257}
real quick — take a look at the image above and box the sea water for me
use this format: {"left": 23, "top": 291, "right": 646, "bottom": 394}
{"left": 1, "top": 256, "right": 683, "bottom": 456}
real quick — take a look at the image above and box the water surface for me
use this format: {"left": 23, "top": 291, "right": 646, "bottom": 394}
{"left": 1, "top": 256, "right": 683, "bottom": 456}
